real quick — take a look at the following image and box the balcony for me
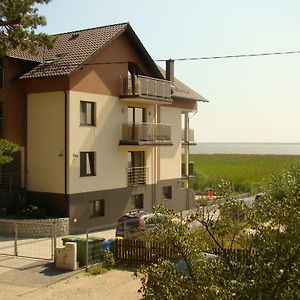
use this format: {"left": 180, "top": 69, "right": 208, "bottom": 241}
{"left": 127, "top": 166, "right": 148, "bottom": 186}
{"left": 0, "top": 172, "right": 23, "bottom": 191}
{"left": 181, "top": 162, "right": 195, "bottom": 178}
{"left": 120, "top": 123, "right": 173, "bottom": 146}
{"left": 120, "top": 75, "right": 172, "bottom": 104}
{"left": 181, "top": 128, "right": 196, "bottom": 146}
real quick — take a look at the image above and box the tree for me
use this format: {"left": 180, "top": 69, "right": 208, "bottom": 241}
{"left": 0, "top": 138, "right": 19, "bottom": 165}
{"left": 137, "top": 164, "right": 300, "bottom": 299}
{"left": 0, "top": 0, "right": 54, "bottom": 56}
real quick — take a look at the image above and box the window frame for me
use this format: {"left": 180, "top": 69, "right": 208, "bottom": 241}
{"left": 90, "top": 199, "right": 105, "bottom": 218}
{"left": 132, "top": 194, "right": 144, "bottom": 209}
{"left": 162, "top": 186, "right": 172, "bottom": 200}
{"left": 80, "top": 101, "right": 95, "bottom": 126}
{"left": 80, "top": 151, "right": 96, "bottom": 177}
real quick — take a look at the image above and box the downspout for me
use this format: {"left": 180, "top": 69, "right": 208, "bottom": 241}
{"left": 152, "top": 104, "right": 158, "bottom": 208}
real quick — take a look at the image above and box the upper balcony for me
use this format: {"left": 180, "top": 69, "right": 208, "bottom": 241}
{"left": 120, "top": 75, "right": 172, "bottom": 104}
{"left": 181, "top": 128, "right": 196, "bottom": 146}
{"left": 120, "top": 122, "right": 173, "bottom": 146}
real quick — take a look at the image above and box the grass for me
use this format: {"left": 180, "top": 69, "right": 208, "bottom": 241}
{"left": 190, "top": 154, "right": 300, "bottom": 194}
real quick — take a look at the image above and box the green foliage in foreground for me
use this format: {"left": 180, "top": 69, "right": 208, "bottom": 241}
{"left": 137, "top": 164, "right": 300, "bottom": 299}
{"left": 0, "top": 0, "right": 55, "bottom": 56}
{"left": 0, "top": 138, "right": 19, "bottom": 165}
{"left": 191, "top": 154, "right": 300, "bottom": 194}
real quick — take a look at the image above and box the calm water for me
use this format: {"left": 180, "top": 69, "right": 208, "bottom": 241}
{"left": 190, "top": 143, "right": 300, "bottom": 155}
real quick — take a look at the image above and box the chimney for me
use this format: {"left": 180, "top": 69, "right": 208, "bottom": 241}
{"left": 166, "top": 59, "right": 174, "bottom": 84}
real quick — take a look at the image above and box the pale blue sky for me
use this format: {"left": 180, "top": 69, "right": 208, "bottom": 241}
{"left": 38, "top": 0, "right": 300, "bottom": 143}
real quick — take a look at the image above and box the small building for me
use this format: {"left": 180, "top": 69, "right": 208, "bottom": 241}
{"left": 0, "top": 23, "right": 207, "bottom": 232}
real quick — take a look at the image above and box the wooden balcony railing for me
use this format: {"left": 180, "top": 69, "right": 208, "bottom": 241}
{"left": 120, "top": 75, "right": 172, "bottom": 101}
{"left": 127, "top": 166, "right": 148, "bottom": 186}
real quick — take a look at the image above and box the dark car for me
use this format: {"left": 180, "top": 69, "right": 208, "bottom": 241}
{"left": 116, "top": 210, "right": 167, "bottom": 239}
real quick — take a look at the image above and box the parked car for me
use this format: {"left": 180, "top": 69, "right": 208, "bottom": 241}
{"left": 116, "top": 210, "right": 167, "bottom": 239}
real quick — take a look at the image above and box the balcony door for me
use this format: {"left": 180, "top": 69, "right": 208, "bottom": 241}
{"left": 128, "top": 151, "right": 144, "bottom": 168}
{"left": 128, "top": 107, "right": 145, "bottom": 124}
{"left": 128, "top": 151, "right": 146, "bottom": 185}
{"left": 128, "top": 107, "right": 146, "bottom": 140}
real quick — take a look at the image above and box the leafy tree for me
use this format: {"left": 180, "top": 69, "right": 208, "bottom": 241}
{"left": 137, "top": 164, "right": 300, "bottom": 299}
{"left": 0, "top": 138, "right": 19, "bottom": 165}
{"left": 0, "top": 0, "right": 54, "bottom": 56}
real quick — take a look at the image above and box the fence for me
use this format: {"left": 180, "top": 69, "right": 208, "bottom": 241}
{"left": 0, "top": 220, "right": 56, "bottom": 260}
{"left": 115, "top": 239, "right": 178, "bottom": 263}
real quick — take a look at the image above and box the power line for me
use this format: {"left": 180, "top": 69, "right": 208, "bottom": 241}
{"left": 4, "top": 49, "right": 300, "bottom": 69}
{"left": 155, "top": 50, "right": 300, "bottom": 62}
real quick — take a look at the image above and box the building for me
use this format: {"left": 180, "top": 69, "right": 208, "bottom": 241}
{"left": 0, "top": 23, "right": 207, "bottom": 232}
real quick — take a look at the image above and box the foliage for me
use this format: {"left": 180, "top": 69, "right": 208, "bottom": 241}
{"left": 88, "top": 250, "right": 116, "bottom": 275}
{"left": 191, "top": 154, "right": 300, "bottom": 194}
{"left": 88, "top": 263, "right": 108, "bottom": 275}
{"left": 102, "top": 250, "right": 116, "bottom": 270}
{"left": 0, "top": 0, "right": 54, "bottom": 56}
{"left": 137, "top": 164, "right": 300, "bottom": 299}
{"left": 0, "top": 138, "right": 19, "bottom": 165}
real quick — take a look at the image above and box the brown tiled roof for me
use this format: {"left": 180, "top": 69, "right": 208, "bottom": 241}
{"left": 157, "top": 65, "right": 208, "bottom": 102}
{"left": 7, "top": 23, "right": 129, "bottom": 79}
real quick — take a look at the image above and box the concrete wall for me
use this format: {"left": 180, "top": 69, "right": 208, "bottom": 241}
{"left": 27, "top": 92, "right": 65, "bottom": 193}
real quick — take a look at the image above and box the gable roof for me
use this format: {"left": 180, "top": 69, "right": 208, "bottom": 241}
{"left": 157, "top": 65, "right": 208, "bottom": 102}
{"left": 6, "top": 23, "right": 163, "bottom": 80}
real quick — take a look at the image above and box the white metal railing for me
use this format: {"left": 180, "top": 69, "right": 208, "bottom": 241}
{"left": 127, "top": 166, "right": 148, "bottom": 185}
{"left": 120, "top": 75, "right": 171, "bottom": 100}
{"left": 122, "top": 122, "right": 171, "bottom": 142}
{"left": 181, "top": 128, "right": 194, "bottom": 142}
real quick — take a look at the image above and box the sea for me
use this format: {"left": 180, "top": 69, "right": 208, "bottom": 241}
{"left": 190, "top": 143, "right": 300, "bottom": 155}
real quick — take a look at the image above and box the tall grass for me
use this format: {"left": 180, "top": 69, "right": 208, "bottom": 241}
{"left": 190, "top": 154, "right": 300, "bottom": 194}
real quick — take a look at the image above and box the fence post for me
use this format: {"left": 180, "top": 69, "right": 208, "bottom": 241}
{"left": 52, "top": 221, "right": 57, "bottom": 261}
{"left": 14, "top": 222, "right": 18, "bottom": 256}
{"left": 85, "top": 228, "right": 89, "bottom": 272}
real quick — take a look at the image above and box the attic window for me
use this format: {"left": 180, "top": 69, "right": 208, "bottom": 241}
{"left": 69, "top": 33, "right": 79, "bottom": 40}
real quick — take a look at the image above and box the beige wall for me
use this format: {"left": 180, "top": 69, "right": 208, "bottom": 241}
{"left": 27, "top": 92, "right": 65, "bottom": 193}
{"left": 68, "top": 91, "right": 157, "bottom": 194}
{"left": 159, "top": 106, "right": 182, "bottom": 180}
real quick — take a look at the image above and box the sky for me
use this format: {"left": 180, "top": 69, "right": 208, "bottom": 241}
{"left": 37, "top": 0, "right": 300, "bottom": 143}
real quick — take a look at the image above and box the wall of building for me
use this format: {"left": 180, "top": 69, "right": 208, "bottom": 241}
{"left": 70, "top": 34, "right": 151, "bottom": 97}
{"left": 159, "top": 106, "right": 182, "bottom": 180}
{"left": 27, "top": 91, "right": 65, "bottom": 193}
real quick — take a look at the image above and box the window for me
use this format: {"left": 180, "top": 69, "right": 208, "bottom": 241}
{"left": 91, "top": 199, "right": 105, "bottom": 217}
{"left": 132, "top": 194, "right": 144, "bottom": 209}
{"left": 0, "top": 60, "right": 3, "bottom": 89}
{"left": 80, "top": 101, "right": 95, "bottom": 125}
{"left": 80, "top": 152, "right": 95, "bottom": 176}
{"left": 163, "top": 186, "right": 172, "bottom": 199}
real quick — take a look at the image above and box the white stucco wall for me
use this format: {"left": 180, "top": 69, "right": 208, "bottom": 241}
{"left": 27, "top": 92, "right": 65, "bottom": 193}
{"left": 68, "top": 91, "right": 155, "bottom": 194}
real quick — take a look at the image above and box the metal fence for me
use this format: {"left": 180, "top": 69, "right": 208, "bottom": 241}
{"left": 0, "top": 220, "right": 55, "bottom": 260}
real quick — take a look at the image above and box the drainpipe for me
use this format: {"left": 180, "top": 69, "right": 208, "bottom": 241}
{"left": 152, "top": 104, "right": 158, "bottom": 208}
